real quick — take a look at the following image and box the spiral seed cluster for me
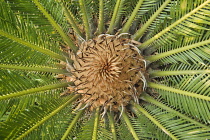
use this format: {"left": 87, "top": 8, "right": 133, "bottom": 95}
{"left": 68, "top": 34, "right": 147, "bottom": 111}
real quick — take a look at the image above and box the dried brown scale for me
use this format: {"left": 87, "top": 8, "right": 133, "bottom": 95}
{"left": 66, "top": 34, "right": 147, "bottom": 112}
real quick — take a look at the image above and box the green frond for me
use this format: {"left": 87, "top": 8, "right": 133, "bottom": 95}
{"left": 161, "top": 73, "right": 209, "bottom": 96}
{"left": 150, "top": 69, "right": 210, "bottom": 77}
{"left": 0, "top": 69, "right": 58, "bottom": 95}
{"left": 116, "top": 0, "right": 134, "bottom": 30}
{"left": 62, "top": 2, "right": 84, "bottom": 38}
{"left": 122, "top": 111, "right": 139, "bottom": 140}
{"left": 92, "top": 107, "right": 100, "bottom": 140}
{"left": 0, "top": 68, "right": 66, "bottom": 121}
{"left": 31, "top": 104, "right": 74, "bottom": 140}
{"left": 6, "top": 0, "right": 78, "bottom": 52}
{"left": 117, "top": 119, "right": 135, "bottom": 140}
{"left": 6, "top": 0, "right": 65, "bottom": 34}
{"left": 78, "top": 0, "right": 93, "bottom": 40}
{"left": 132, "top": 0, "right": 173, "bottom": 41}
{"left": 107, "top": 0, "right": 125, "bottom": 34}
{"left": 157, "top": 45, "right": 209, "bottom": 66}
{"left": 107, "top": 113, "right": 117, "bottom": 140}
{"left": 61, "top": 109, "right": 85, "bottom": 140}
{"left": 132, "top": 102, "right": 210, "bottom": 139}
{"left": 77, "top": 110, "right": 100, "bottom": 140}
{"left": 0, "top": 64, "right": 67, "bottom": 74}
{"left": 0, "top": 30, "right": 65, "bottom": 61}
{"left": 97, "top": 121, "right": 113, "bottom": 140}
{"left": 1, "top": 0, "right": 210, "bottom": 139}
{"left": 0, "top": 2, "right": 66, "bottom": 61}
{"left": 121, "top": 0, "right": 144, "bottom": 33}
{"left": 168, "top": 62, "right": 209, "bottom": 71}
{"left": 129, "top": 105, "right": 169, "bottom": 139}
{"left": 147, "top": 39, "right": 210, "bottom": 62}
{"left": 32, "top": 0, "right": 78, "bottom": 52}
{"left": 0, "top": 95, "right": 80, "bottom": 139}
{"left": 0, "top": 82, "right": 72, "bottom": 100}
{"left": 98, "top": 0, "right": 105, "bottom": 34}
{"left": 152, "top": 29, "right": 210, "bottom": 66}
{"left": 0, "top": 37, "right": 58, "bottom": 67}
{"left": 0, "top": 88, "right": 66, "bottom": 120}
{"left": 154, "top": 63, "right": 210, "bottom": 78}
{"left": 128, "top": 114, "right": 157, "bottom": 139}
{"left": 132, "top": 102, "right": 178, "bottom": 140}
{"left": 140, "top": 94, "right": 210, "bottom": 129}
{"left": 133, "top": 0, "right": 171, "bottom": 40}
{"left": 102, "top": 0, "right": 115, "bottom": 23}
{"left": 148, "top": 82, "right": 210, "bottom": 101}
{"left": 140, "top": 0, "right": 210, "bottom": 49}
{"left": 132, "top": 0, "right": 161, "bottom": 26}
{"left": 61, "top": 110, "right": 85, "bottom": 140}
{"left": 149, "top": 74, "right": 210, "bottom": 123}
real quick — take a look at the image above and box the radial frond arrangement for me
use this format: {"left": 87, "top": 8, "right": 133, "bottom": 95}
{"left": 0, "top": 0, "right": 210, "bottom": 139}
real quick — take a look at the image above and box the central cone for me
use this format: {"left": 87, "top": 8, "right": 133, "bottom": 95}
{"left": 70, "top": 34, "right": 147, "bottom": 111}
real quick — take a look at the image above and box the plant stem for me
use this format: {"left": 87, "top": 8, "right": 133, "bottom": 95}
{"left": 150, "top": 70, "right": 210, "bottom": 77}
{"left": 98, "top": 0, "right": 104, "bottom": 34}
{"left": 92, "top": 107, "right": 100, "bottom": 140}
{"left": 107, "top": 0, "right": 122, "bottom": 34}
{"left": 107, "top": 112, "right": 117, "bottom": 140}
{"left": 0, "top": 82, "right": 74, "bottom": 100}
{"left": 148, "top": 82, "right": 210, "bottom": 101}
{"left": 79, "top": 0, "right": 92, "bottom": 40}
{"left": 0, "top": 64, "right": 68, "bottom": 74}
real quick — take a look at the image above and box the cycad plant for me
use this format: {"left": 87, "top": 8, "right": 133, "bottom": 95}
{"left": 0, "top": 0, "right": 210, "bottom": 139}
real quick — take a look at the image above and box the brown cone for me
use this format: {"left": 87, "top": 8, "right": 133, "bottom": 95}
{"left": 69, "top": 34, "right": 146, "bottom": 111}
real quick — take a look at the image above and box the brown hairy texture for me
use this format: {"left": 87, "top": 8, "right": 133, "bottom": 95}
{"left": 68, "top": 34, "right": 146, "bottom": 111}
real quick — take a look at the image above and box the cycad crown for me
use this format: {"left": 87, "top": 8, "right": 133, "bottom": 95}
{"left": 0, "top": 0, "right": 210, "bottom": 140}
{"left": 69, "top": 34, "right": 146, "bottom": 111}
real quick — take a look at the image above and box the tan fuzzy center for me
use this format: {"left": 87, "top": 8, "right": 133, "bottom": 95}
{"left": 69, "top": 34, "right": 146, "bottom": 111}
